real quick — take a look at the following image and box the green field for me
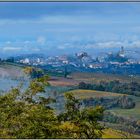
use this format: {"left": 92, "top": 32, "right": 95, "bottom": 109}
{"left": 109, "top": 96, "right": 140, "bottom": 120}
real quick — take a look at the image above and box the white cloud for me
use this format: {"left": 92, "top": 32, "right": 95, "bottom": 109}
{"left": 96, "top": 41, "right": 123, "bottom": 48}
{"left": 24, "top": 40, "right": 31, "bottom": 44}
{"left": 37, "top": 36, "right": 46, "bottom": 45}
{"left": 131, "top": 40, "right": 140, "bottom": 48}
{"left": 57, "top": 45, "right": 66, "bottom": 50}
{"left": 3, "top": 47, "right": 22, "bottom": 51}
{"left": 31, "top": 48, "right": 40, "bottom": 52}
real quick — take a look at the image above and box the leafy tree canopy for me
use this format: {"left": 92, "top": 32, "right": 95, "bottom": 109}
{"left": 0, "top": 76, "right": 104, "bottom": 138}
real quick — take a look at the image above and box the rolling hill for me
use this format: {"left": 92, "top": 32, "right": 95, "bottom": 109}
{"left": 0, "top": 62, "right": 28, "bottom": 93}
{"left": 67, "top": 89, "right": 126, "bottom": 99}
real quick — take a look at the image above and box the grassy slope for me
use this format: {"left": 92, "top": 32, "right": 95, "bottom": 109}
{"left": 0, "top": 62, "right": 25, "bottom": 78}
{"left": 103, "top": 128, "right": 140, "bottom": 138}
{"left": 66, "top": 89, "right": 126, "bottom": 99}
{"left": 68, "top": 89, "right": 140, "bottom": 120}
{"left": 68, "top": 72, "right": 140, "bottom": 120}
{"left": 66, "top": 89, "right": 140, "bottom": 138}
{"left": 109, "top": 96, "right": 140, "bottom": 120}
{"left": 0, "top": 62, "right": 29, "bottom": 93}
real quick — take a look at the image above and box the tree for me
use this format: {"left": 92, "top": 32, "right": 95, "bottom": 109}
{"left": 23, "top": 67, "right": 45, "bottom": 79}
{"left": 0, "top": 77, "right": 105, "bottom": 138}
{"left": 0, "top": 75, "right": 59, "bottom": 138}
{"left": 58, "top": 92, "right": 105, "bottom": 139}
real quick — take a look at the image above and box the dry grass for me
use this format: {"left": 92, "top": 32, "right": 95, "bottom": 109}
{"left": 66, "top": 89, "right": 126, "bottom": 99}
{"left": 48, "top": 71, "right": 140, "bottom": 86}
{"left": 48, "top": 76, "right": 79, "bottom": 86}
{"left": 70, "top": 72, "right": 140, "bottom": 84}
{"left": 103, "top": 128, "right": 140, "bottom": 138}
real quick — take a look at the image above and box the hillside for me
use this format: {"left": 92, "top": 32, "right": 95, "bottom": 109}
{"left": 0, "top": 62, "right": 28, "bottom": 93}
{"left": 103, "top": 128, "right": 140, "bottom": 138}
{"left": 0, "top": 63, "right": 139, "bottom": 138}
{"left": 110, "top": 96, "right": 140, "bottom": 119}
{"left": 65, "top": 89, "right": 136, "bottom": 111}
{"left": 70, "top": 72, "right": 140, "bottom": 84}
{"left": 68, "top": 89, "right": 126, "bottom": 99}
{"left": 0, "top": 62, "right": 26, "bottom": 79}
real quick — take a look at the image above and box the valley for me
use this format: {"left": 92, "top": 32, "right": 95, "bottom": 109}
{"left": 0, "top": 62, "right": 140, "bottom": 138}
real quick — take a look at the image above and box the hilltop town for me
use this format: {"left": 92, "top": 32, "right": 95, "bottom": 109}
{"left": 2, "top": 46, "right": 140, "bottom": 75}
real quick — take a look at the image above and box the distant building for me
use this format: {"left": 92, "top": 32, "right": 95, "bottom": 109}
{"left": 20, "top": 58, "right": 30, "bottom": 64}
{"left": 75, "top": 52, "right": 88, "bottom": 59}
{"left": 118, "top": 46, "right": 125, "bottom": 57}
{"left": 37, "top": 58, "right": 41, "bottom": 63}
{"left": 59, "top": 55, "right": 68, "bottom": 61}
{"left": 89, "top": 64, "right": 102, "bottom": 69}
{"left": 25, "top": 58, "right": 30, "bottom": 64}
{"left": 62, "top": 60, "right": 68, "bottom": 64}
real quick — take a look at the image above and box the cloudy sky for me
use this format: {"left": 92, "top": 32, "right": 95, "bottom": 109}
{"left": 0, "top": 2, "right": 140, "bottom": 57}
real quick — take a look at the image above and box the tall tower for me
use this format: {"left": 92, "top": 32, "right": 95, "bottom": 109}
{"left": 119, "top": 46, "right": 125, "bottom": 57}
{"left": 121, "top": 46, "right": 124, "bottom": 54}
{"left": 64, "top": 65, "right": 67, "bottom": 78}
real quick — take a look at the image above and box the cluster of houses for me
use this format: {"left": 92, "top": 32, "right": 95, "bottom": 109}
{"left": 13, "top": 47, "right": 140, "bottom": 70}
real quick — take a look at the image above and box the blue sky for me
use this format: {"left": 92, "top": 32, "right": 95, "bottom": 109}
{"left": 0, "top": 2, "right": 140, "bottom": 56}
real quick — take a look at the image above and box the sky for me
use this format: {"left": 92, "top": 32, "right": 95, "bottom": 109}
{"left": 0, "top": 2, "right": 140, "bottom": 57}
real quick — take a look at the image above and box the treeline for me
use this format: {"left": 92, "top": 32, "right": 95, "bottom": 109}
{"left": 79, "top": 80, "right": 140, "bottom": 96}
{"left": 82, "top": 95, "right": 135, "bottom": 109}
{"left": 0, "top": 75, "right": 104, "bottom": 139}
